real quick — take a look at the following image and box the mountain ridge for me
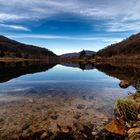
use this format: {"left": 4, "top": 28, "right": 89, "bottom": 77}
{"left": 0, "top": 35, "right": 57, "bottom": 59}
{"left": 96, "top": 32, "right": 140, "bottom": 58}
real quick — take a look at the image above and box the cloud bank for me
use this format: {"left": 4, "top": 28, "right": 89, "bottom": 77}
{"left": 0, "top": 0, "right": 140, "bottom": 32}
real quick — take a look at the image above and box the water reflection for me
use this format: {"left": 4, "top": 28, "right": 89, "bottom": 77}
{"left": 62, "top": 62, "right": 140, "bottom": 91}
{"left": 62, "top": 62, "right": 95, "bottom": 70}
{"left": 0, "top": 61, "right": 57, "bottom": 83}
{"left": 0, "top": 61, "right": 139, "bottom": 139}
{"left": 0, "top": 61, "right": 139, "bottom": 88}
{"left": 95, "top": 63, "right": 140, "bottom": 87}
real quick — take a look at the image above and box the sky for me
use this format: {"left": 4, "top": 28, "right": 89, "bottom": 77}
{"left": 0, "top": 0, "right": 140, "bottom": 55}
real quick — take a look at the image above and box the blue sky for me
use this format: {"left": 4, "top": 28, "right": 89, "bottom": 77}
{"left": 0, "top": 0, "right": 140, "bottom": 55}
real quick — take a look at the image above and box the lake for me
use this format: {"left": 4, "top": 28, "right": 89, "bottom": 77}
{"left": 0, "top": 61, "right": 139, "bottom": 140}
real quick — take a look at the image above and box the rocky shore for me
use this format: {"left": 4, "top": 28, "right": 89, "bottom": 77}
{"left": 0, "top": 78, "right": 139, "bottom": 140}
{"left": 0, "top": 93, "right": 110, "bottom": 140}
{"left": 104, "top": 91, "right": 140, "bottom": 140}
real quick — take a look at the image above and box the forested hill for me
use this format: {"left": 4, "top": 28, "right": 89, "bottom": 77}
{"left": 0, "top": 35, "right": 57, "bottom": 59}
{"left": 96, "top": 33, "right": 140, "bottom": 58}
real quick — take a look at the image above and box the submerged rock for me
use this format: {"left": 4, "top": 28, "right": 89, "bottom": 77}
{"left": 0, "top": 118, "right": 4, "bottom": 122}
{"left": 22, "top": 123, "right": 30, "bottom": 131}
{"left": 77, "top": 104, "right": 85, "bottom": 110}
{"left": 28, "top": 98, "right": 34, "bottom": 103}
{"left": 50, "top": 114, "right": 59, "bottom": 120}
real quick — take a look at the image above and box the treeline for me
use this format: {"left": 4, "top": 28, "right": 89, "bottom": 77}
{"left": 96, "top": 33, "right": 140, "bottom": 58}
{"left": 0, "top": 35, "right": 57, "bottom": 59}
{"left": 79, "top": 50, "right": 95, "bottom": 59}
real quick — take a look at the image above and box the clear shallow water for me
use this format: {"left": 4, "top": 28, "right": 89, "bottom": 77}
{"left": 0, "top": 64, "right": 135, "bottom": 109}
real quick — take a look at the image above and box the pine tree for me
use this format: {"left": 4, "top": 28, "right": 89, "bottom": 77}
{"left": 79, "top": 50, "right": 86, "bottom": 59}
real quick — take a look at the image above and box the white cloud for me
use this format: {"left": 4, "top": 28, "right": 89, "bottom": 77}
{"left": 0, "top": 0, "right": 139, "bottom": 20}
{"left": 8, "top": 33, "right": 123, "bottom": 43}
{"left": 0, "top": 0, "right": 140, "bottom": 32}
{"left": 0, "top": 13, "right": 24, "bottom": 21}
{"left": 0, "top": 24, "right": 30, "bottom": 31}
{"left": 105, "top": 21, "right": 140, "bottom": 32}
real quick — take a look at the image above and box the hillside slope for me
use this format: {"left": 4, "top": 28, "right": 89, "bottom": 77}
{"left": 0, "top": 35, "right": 57, "bottom": 59}
{"left": 96, "top": 33, "right": 140, "bottom": 58}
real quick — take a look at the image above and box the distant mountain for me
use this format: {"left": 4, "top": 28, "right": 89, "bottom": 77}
{"left": 61, "top": 50, "right": 96, "bottom": 58}
{"left": 96, "top": 32, "right": 140, "bottom": 58}
{"left": 0, "top": 35, "right": 57, "bottom": 59}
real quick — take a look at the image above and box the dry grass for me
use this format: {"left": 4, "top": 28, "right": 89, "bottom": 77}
{"left": 115, "top": 98, "right": 138, "bottom": 121}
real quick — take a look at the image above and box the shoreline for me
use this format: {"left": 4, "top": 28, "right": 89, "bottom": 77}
{"left": 104, "top": 91, "right": 140, "bottom": 140}
{"left": 0, "top": 57, "right": 60, "bottom": 62}
{"left": 1, "top": 91, "right": 139, "bottom": 140}
{"left": 0, "top": 58, "right": 47, "bottom": 62}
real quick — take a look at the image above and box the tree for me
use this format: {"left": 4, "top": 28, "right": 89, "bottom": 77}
{"left": 79, "top": 50, "right": 86, "bottom": 59}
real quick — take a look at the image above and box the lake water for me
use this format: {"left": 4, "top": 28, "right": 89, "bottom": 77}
{"left": 0, "top": 62, "right": 138, "bottom": 139}
{"left": 0, "top": 63, "right": 135, "bottom": 108}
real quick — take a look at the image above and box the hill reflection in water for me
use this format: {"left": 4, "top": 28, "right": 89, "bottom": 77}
{"left": 0, "top": 61, "right": 57, "bottom": 83}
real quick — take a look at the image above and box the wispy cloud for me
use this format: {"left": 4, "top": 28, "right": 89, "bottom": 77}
{"left": 0, "top": 1, "right": 140, "bottom": 20}
{"left": 9, "top": 33, "right": 123, "bottom": 43}
{"left": 0, "top": 24, "right": 30, "bottom": 31}
{"left": 0, "top": 13, "right": 24, "bottom": 21}
{"left": 105, "top": 21, "right": 140, "bottom": 32}
{"left": 0, "top": 0, "right": 140, "bottom": 32}
{"left": 4, "top": 33, "right": 124, "bottom": 55}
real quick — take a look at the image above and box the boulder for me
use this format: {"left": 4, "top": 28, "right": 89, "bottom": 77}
{"left": 105, "top": 119, "right": 126, "bottom": 135}
{"left": 138, "top": 114, "right": 140, "bottom": 120}
{"left": 127, "top": 128, "right": 140, "bottom": 134}
{"left": 119, "top": 80, "right": 131, "bottom": 88}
